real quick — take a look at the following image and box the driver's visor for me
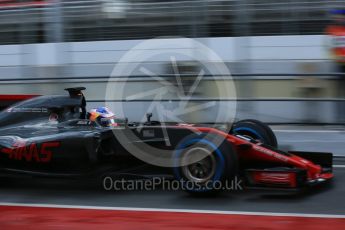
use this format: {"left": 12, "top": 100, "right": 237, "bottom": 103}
{"left": 100, "top": 116, "right": 118, "bottom": 127}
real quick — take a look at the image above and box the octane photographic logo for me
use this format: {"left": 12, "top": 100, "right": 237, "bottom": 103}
{"left": 105, "top": 37, "right": 237, "bottom": 167}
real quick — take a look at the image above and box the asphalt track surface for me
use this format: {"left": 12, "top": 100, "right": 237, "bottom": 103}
{"left": 0, "top": 168, "right": 344, "bottom": 229}
{"left": 0, "top": 166, "right": 344, "bottom": 215}
{"left": 0, "top": 126, "right": 344, "bottom": 229}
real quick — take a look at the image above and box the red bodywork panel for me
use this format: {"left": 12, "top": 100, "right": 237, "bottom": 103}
{"left": 249, "top": 170, "right": 298, "bottom": 188}
{"left": 193, "top": 127, "right": 333, "bottom": 185}
{"left": 0, "top": 0, "right": 50, "bottom": 9}
{"left": 0, "top": 95, "right": 39, "bottom": 111}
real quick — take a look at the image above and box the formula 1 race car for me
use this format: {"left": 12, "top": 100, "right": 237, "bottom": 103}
{"left": 0, "top": 87, "right": 333, "bottom": 193}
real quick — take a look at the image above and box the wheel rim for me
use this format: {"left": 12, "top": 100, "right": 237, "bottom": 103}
{"left": 181, "top": 147, "right": 217, "bottom": 184}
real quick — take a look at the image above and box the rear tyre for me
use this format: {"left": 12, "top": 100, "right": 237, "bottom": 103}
{"left": 173, "top": 134, "right": 238, "bottom": 194}
{"left": 231, "top": 119, "right": 278, "bottom": 148}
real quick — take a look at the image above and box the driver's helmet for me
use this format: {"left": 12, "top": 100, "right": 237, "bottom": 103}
{"left": 89, "top": 107, "right": 117, "bottom": 127}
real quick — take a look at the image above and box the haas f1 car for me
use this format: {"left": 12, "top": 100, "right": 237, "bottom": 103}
{"left": 0, "top": 87, "right": 333, "bottom": 193}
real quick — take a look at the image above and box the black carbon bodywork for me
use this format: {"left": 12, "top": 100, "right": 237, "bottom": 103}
{"left": 0, "top": 88, "right": 334, "bottom": 193}
{"left": 0, "top": 88, "right": 196, "bottom": 178}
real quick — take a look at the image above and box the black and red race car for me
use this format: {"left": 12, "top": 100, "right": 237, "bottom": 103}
{"left": 0, "top": 87, "right": 333, "bottom": 193}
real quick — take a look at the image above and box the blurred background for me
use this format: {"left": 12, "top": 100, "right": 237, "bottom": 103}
{"left": 0, "top": 0, "right": 344, "bottom": 124}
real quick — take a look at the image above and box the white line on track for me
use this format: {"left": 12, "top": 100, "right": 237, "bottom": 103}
{"left": 279, "top": 140, "right": 343, "bottom": 143}
{"left": 0, "top": 202, "right": 344, "bottom": 219}
{"left": 334, "top": 165, "right": 345, "bottom": 168}
{"left": 273, "top": 130, "right": 345, "bottom": 133}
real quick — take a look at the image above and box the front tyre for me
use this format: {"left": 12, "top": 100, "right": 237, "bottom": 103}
{"left": 173, "top": 134, "right": 238, "bottom": 193}
{"left": 231, "top": 119, "right": 278, "bottom": 148}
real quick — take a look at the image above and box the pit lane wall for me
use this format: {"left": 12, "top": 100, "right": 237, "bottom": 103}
{"left": 0, "top": 36, "right": 340, "bottom": 123}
